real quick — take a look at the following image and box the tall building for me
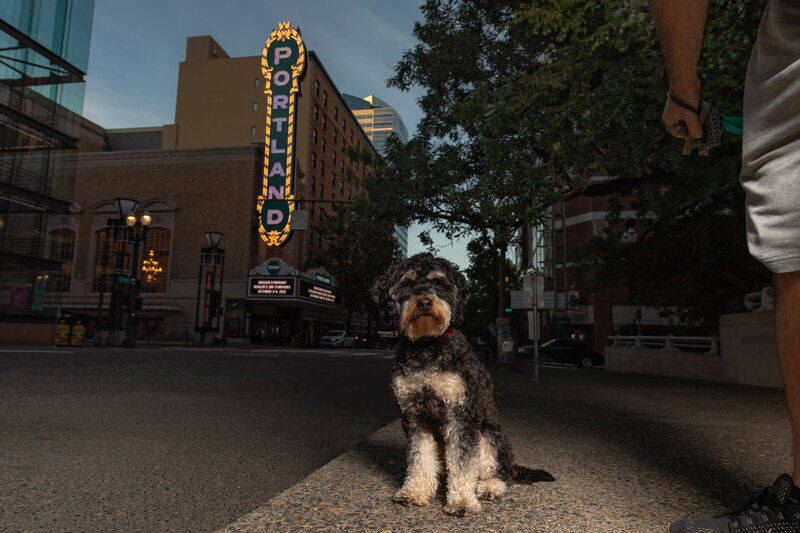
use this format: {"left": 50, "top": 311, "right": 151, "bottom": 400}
{"left": 343, "top": 93, "right": 409, "bottom": 256}
{"left": 0, "top": 0, "right": 94, "bottom": 341}
{"left": 41, "top": 33, "right": 382, "bottom": 346}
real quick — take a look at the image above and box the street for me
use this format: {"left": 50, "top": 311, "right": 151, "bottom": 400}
{"left": 0, "top": 345, "right": 397, "bottom": 532}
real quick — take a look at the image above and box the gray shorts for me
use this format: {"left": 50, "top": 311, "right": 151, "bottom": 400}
{"left": 741, "top": 0, "right": 800, "bottom": 274}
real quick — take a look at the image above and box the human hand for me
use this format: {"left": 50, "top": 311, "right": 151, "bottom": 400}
{"left": 662, "top": 89, "right": 703, "bottom": 140}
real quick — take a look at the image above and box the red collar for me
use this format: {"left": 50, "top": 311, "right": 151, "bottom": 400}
{"left": 447, "top": 328, "right": 454, "bottom": 337}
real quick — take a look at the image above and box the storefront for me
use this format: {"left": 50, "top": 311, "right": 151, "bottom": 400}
{"left": 245, "top": 258, "right": 346, "bottom": 346}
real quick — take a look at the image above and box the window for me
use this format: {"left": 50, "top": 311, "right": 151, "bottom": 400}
{"left": 321, "top": 161, "right": 325, "bottom": 175}
{"left": 311, "top": 152, "right": 317, "bottom": 168}
{"left": 334, "top": 107, "right": 338, "bottom": 120}
{"left": 350, "top": 130, "right": 353, "bottom": 142}
{"left": 331, "top": 172, "right": 336, "bottom": 186}
{"left": 341, "top": 140, "right": 345, "bottom": 151}
{"left": 311, "top": 176, "right": 316, "bottom": 193}
{"left": 251, "top": 126, "right": 257, "bottom": 136}
{"left": 252, "top": 102, "right": 258, "bottom": 111}
{"left": 48, "top": 228, "right": 75, "bottom": 292}
{"left": 320, "top": 184, "right": 324, "bottom": 200}
{"left": 321, "top": 138, "right": 326, "bottom": 152}
{"left": 313, "top": 105, "right": 318, "bottom": 120}
{"left": 331, "top": 151, "right": 336, "bottom": 164}
{"left": 314, "top": 79, "right": 319, "bottom": 95}
{"left": 323, "top": 91, "right": 328, "bottom": 106}
{"left": 348, "top": 188, "right": 352, "bottom": 201}
{"left": 340, "top": 161, "right": 344, "bottom": 173}
{"left": 254, "top": 78, "right": 260, "bottom": 87}
{"left": 322, "top": 116, "right": 327, "bottom": 130}
{"left": 340, "top": 180, "right": 344, "bottom": 193}
{"left": 312, "top": 128, "right": 317, "bottom": 144}
{"left": 140, "top": 228, "right": 170, "bottom": 293}
{"left": 342, "top": 119, "right": 346, "bottom": 130}
{"left": 332, "top": 130, "right": 337, "bottom": 142}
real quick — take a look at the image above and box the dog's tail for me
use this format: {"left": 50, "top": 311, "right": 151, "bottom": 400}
{"left": 512, "top": 465, "right": 555, "bottom": 485}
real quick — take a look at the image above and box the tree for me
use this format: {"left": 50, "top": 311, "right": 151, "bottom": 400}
{"left": 308, "top": 202, "right": 399, "bottom": 334}
{"left": 369, "top": 0, "right": 769, "bottom": 329}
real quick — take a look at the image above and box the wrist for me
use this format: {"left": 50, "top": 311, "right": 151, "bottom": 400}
{"left": 668, "top": 74, "right": 701, "bottom": 102}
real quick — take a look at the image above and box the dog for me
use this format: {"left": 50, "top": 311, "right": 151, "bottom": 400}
{"left": 371, "top": 253, "right": 553, "bottom": 516}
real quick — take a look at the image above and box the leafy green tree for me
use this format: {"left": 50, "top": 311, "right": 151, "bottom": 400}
{"left": 308, "top": 203, "right": 399, "bottom": 334}
{"left": 369, "top": 0, "right": 770, "bottom": 329}
{"left": 462, "top": 235, "right": 525, "bottom": 340}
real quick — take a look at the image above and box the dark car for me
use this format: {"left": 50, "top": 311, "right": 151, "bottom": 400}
{"left": 518, "top": 338, "right": 605, "bottom": 368}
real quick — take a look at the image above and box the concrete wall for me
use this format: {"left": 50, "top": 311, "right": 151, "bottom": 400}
{"left": 605, "top": 311, "right": 783, "bottom": 388}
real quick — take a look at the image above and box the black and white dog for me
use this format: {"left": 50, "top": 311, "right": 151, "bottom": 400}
{"left": 371, "top": 253, "right": 552, "bottom": 515}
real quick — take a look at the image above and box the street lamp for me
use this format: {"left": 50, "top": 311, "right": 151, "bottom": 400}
{"left": 195, "top": 232, "right": 225, "bottom": 344}
{"left": 114, "top": 197, "right": 151, "bottom": 348}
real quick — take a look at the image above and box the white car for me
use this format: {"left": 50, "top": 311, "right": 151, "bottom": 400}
{"left": 319, "top": 330, "right": 355, "bottom": 348}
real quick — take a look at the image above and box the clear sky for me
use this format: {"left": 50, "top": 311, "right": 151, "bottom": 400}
{"left": 82, "top": 0, "right": 472, "bottom": 267}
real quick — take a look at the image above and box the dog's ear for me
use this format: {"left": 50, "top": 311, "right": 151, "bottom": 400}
{"left": 371, "top": 259, "right": 402, "bottom": 325}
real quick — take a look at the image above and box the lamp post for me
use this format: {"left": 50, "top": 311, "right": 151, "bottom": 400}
{"left": 194, "top": 232, "right": 225, "bottom": 344}
{"left": 114, "top": 197, "right": 151, "bottom": 348}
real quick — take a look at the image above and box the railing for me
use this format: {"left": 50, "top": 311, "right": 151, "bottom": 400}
{"left": 607, "top": 335, "right": 719, "bottom": 355}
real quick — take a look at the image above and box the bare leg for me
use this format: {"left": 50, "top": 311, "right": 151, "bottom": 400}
{"left": 776, "top": 271, "right": 800, "bottom": 481}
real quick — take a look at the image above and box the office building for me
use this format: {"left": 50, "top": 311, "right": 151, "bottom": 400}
{"left": 0, "top": 0, "right": 94, "bottom": 342}
{"left": 343, "top": 93, "right": 409, "bottom": 256}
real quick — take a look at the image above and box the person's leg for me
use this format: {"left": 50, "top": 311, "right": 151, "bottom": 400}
{"left": 777, "top": 271, "right": 800, "bottom": 481}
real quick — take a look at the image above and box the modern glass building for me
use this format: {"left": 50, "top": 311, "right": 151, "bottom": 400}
{"left": 343, "top": 93, "right": 409, "bottom": 155}
{"left": 0, "top": 0, "right": 94, "bottom": 329}
{"left": 343, "top": 93, "right": 409, "bottom": 256}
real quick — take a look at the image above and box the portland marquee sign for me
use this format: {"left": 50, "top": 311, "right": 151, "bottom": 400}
{"left": 258, "top": 22, "right": 306, "bottom": 247}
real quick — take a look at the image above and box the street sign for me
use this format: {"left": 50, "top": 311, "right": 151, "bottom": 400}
{"left": 117, "top": 276, "right": 133, "bottom": 284}
{"left": 510, "top": 290, "right": 533, "bottom": 309}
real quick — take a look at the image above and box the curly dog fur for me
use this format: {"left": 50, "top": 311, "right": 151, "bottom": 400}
{"left": 372, "top": 253, "right": 552, "bottom": 516}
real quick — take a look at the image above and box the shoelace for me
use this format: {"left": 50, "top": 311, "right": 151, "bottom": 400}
{"left": 727, "top": 487, "right": 800, "bottom": 528}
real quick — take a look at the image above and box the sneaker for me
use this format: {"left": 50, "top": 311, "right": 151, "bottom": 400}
{"left": 669, "top": 474, "right": 800, "bottom": 532}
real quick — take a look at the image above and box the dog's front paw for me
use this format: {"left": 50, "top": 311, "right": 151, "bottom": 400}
{"left": 392, "top": 488, "right": 432, "bottom": 507}
{"left": 443, "top": 496, "right": 480, "bottom": 516}
{"left": 477, "top": 478, "right": 508, "bottom": 501}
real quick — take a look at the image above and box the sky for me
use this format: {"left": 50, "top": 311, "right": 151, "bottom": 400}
{"left": 81, "top": 0, "right": 472, "bottom": 267}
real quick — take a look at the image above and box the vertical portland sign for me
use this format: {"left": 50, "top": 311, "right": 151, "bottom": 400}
{"left": 258, "top": 22, "right": 306, "bottom": 246}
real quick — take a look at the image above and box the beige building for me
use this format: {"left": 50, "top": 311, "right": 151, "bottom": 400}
{"left": 34, "top": 34, "right": 379, "bottom": 346}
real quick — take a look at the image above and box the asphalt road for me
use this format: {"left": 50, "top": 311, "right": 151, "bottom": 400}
{"left": 0, "top": 345, "right": 398, "bottom": 532}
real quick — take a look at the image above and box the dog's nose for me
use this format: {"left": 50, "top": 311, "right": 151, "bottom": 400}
{"left": 417, "top": 298, "right": 433, "bottom": 312}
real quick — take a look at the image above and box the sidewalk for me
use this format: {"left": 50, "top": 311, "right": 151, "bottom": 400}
{"left": 218, "top": 366, "right": 791, "bottom": 533}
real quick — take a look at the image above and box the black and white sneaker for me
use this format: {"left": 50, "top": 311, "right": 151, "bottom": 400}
{"left": 669, "top": 474, "right": 800, "bottom": 532}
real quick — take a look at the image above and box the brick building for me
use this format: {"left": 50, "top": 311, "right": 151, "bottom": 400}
{"left": 46, "top": 33, "right": 379, "bottom": 346}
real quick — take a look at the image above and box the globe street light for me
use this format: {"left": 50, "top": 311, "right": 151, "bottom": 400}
{"left": 114, "top": 197, "right": 152, "bottom": 348}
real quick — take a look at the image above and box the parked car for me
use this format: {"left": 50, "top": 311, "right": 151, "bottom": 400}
{"left": 319, "top": 330, "right": 355, "bottom": 348}
{"left": 518, "top": 338, "right": 605, "bottom": 368}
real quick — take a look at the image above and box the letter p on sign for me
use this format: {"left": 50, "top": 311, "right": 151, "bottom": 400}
{"left": 274, "top": 47, "right": 292, "bottom": 64}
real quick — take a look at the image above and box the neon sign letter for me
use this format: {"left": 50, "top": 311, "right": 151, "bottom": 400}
{"left": 258, "top": 22, "right": 306, "bottom": 246}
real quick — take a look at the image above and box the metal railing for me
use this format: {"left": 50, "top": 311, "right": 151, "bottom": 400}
{"left": 608, "top": 335, "right": 719, "bottom": 355}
